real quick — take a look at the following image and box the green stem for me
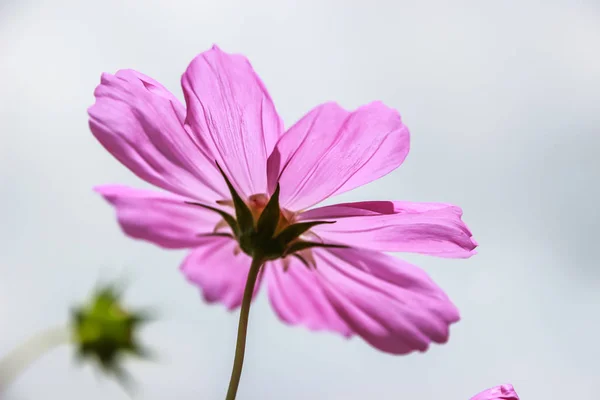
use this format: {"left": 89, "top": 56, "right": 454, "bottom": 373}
{"left": 0, "top": 325, "right": 71, "bottom": 391}
{"left": 225, "top": 257, "right": 263, "bottom": 400}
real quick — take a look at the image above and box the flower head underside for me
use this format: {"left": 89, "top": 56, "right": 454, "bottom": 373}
{"left": 90, "top": 45, "right": 478, "bottom": 356}
{"left": 186, "top": 163, "right": 346, "bottom": 267}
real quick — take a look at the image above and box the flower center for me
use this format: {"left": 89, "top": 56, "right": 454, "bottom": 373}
{"left": 216, "top": 194, "right": 296, "bottom": 237}
{"left": 186, "top": 164, "right": 346, "bottom": 267}
{"left": 247, "top": 194, "right": 298, "bottom": 235}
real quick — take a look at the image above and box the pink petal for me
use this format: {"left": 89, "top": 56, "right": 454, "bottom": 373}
{"left": 470, "top": 384, "right": 520, "bottom": 400}
{"left": 181, "top": 45, "right": 284, "bottom": 199}
{"left": 88, "top": 70, "right": 226, "bottom": 201}
{"left": 266, "top": 247, "right": 459, "bottom": 354}
{"left": 265, "top": 258, "right": 352, "bottom": 336}
{"left": 181, "top": 237, "right": 264, "bottom": 310}
{"left": 267, "top": 102, "right": 409, "bottom": 210}
{"left": 95, "top": 185, "right": 220, "bottom": 249}
{"left": 299, "top": 201, "right": 477, "bottom": 258}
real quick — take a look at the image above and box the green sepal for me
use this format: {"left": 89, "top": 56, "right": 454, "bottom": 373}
{"left": 275, "top": 220, "right": 335, "bottom": 246}
{"left": 185, "top": 201, "right": 240, "bottom": 238}
{"left": 256, "top": 183, "right": 281, "bottom": 240}
{"left": 111, "top": 364, "right": 137, "bottom": 396}
{"left": 284, "top": 240, "right": 348, "bottom": 256}
{"left": 292, "top": 253, "right": 313, "bottom": 269}
{"left": 196, "top": 232, "right": 234, "bottom": 239}
{"left": 215, "top": 162, "right": 255, "bottom": 234}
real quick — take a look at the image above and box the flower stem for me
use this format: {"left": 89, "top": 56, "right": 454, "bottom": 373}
{"left": 0, "top": 325, "right": 71, "bottom": 391}
{"left": 225, "top": 257, "right": 263, "bottom": 400}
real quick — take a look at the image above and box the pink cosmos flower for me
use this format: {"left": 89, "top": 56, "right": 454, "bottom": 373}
{"left": 89, "top": 45, "right": 477, "bottom": 355}
{"left": 470, "top": 384, "right": 520, "bottom": 400}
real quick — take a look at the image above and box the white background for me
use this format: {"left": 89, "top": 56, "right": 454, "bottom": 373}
{"left": 1, "top": 0, "right": 599, "bottom": 399}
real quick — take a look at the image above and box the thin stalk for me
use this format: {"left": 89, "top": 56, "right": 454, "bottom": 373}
{"left": 0, "top": 325, "right": 71, "bottom": 390}
{"left": 225, "top": 257, "right": 263, "bottom": 400}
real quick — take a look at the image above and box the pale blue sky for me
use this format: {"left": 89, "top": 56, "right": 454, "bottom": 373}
{"left": 1, "top": 0, "right": 599, "bottom": 399}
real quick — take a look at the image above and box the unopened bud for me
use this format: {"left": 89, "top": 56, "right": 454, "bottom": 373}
{"left": 71, "top": 284, "right": 152, "bottom": 385}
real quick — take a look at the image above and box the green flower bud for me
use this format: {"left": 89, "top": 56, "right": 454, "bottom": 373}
{"left": 71, "top": 284, "right": 152, "bottom": 386}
